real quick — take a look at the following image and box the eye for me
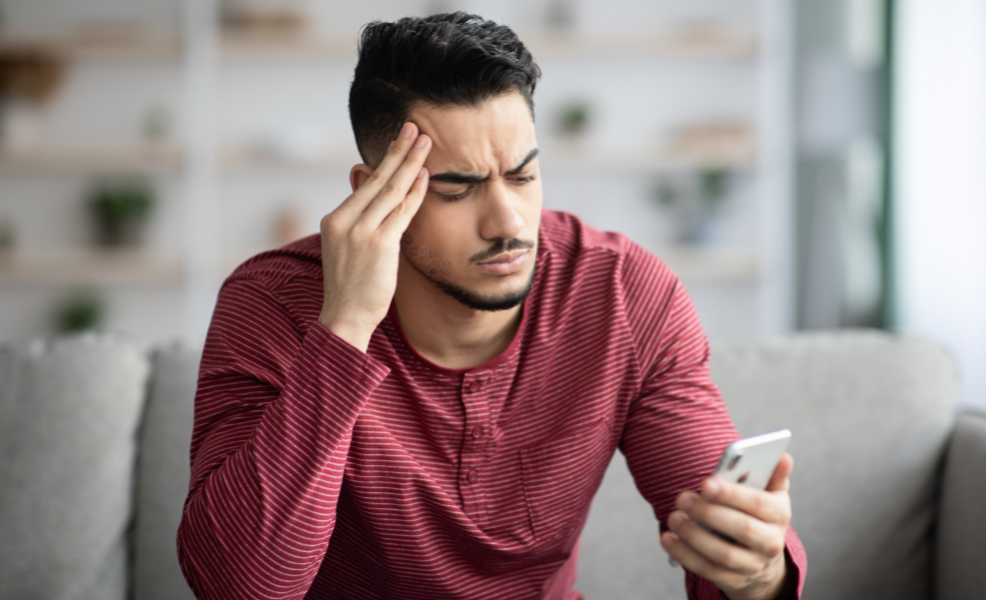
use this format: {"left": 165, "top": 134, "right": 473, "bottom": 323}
{"left": 438, "top": 187, "right": 473, "bottom": 201}
{"left": 511, "top": 174, "right": 537, "bottom": 185}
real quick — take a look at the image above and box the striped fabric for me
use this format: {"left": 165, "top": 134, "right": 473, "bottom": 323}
{"left": 178, "top": 209, "right": 805, "bottom": 599}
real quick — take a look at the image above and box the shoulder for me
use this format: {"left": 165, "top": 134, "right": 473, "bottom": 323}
{"left": 538, "top": 209, "right": 678, "bottom": 295}
{"left": 224, "top": 234, "right": 322, "bottom": 293}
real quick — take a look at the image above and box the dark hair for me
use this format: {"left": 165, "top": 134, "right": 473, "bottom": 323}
{"left": 349, "top": 12, "right": 541, "bottom": 164}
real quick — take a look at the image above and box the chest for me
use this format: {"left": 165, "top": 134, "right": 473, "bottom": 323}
{"left": 342, "top": 335, "right": 640, "bottom": 553}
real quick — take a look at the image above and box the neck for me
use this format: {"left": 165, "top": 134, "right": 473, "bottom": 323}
{"left": 393, "top": 261, "right": 524, "bottom": 370}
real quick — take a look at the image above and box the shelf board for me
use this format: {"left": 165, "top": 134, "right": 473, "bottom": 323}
{"left": 216, "top": 30, "right": 755, "bottom": 61}
{"left": 0, "top": 144, "right": 182, "bottom": 175}
{"left": 522, "top": 31, "right": 758, "bottom": 59}
{"left": 645, "top": 245, "right": 759, "bottom": 282}
{"left": 220, "top": 31, "right": 355, "bottom": 59}
{"left": 0, "top": 250, "right": 183, "bottom": 286}
{"left": 221, "top": 147, "right": 361, "bottom": 173}
{"left": 0, "top": 33, "right": 182, "bottom": 61}
{"left": 219, "top": 143, "right": 752, "bottom": 176}
{"left": 538, "top": 141, "right": 756, "bottom": 173}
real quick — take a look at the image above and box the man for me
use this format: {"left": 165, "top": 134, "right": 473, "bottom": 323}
{"left": 178, "top": 12, "right": 806, "bottom": 600}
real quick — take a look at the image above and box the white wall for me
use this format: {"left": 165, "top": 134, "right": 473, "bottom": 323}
{"left": 895, "top": 0, "right": 986, "bottom": 408}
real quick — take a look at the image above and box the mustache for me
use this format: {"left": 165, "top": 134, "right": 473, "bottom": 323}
{"left": 470, "top": 238, "right": 536, "bottom": 263}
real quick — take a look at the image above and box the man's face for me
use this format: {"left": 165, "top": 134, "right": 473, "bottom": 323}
{"left": 400, "top": 91, "right": 542, "bottom": 311}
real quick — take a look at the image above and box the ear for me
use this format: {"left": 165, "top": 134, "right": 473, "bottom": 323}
{"left": 350, "top": 164, "right": 375, "bottom": 192}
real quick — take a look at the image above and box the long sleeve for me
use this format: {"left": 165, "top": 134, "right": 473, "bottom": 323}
{"left": 177, "top": 278, "right": 390, "bottom": 600}
{"left": 618, "top": 245, "right": 807, "bottom": 599}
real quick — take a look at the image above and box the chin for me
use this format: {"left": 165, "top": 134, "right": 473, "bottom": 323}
{"left": 435, "top": 267, "right": 536, "bottom": 312}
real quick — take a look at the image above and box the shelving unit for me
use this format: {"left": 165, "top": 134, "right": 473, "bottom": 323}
{"left": 0, "top": 143, "right": 182, "bottom": 175}
{"left": 0, "top": 250, "right": 182, "bottom": 286}
{"left": 0, "top": 33, "right": 183, "bottom": 61}
{"left": 0, "top": 0, "right": 794, "bottom": 342}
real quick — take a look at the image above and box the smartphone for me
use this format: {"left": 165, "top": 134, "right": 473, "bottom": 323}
{"left": 668, "top": 429, "right": 791, "bottom": 567}
{"left": 713, "top": 429, "right": 792, "bottom": 490}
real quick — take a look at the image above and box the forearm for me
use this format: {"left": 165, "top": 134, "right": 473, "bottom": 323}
{"left": 178, "top": 324, "right": 389, "bottom": 600}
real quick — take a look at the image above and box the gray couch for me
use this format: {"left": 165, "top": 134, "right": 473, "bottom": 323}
{"left": 1, "top": 331, "right": 983, "bottom": 599}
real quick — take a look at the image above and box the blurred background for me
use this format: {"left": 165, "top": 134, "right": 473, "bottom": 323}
{"left": 0, "top": 0, "right": 982, "bottom": 409}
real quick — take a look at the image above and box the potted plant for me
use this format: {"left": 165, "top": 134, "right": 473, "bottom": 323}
{"left": 88, "top": 179, "right": 155, "bottom": 248}
{"left": 54, "top": 289, "right": 105, "bottom": 333}
{"left": 655, "top": 167, "right": 733, "bottom": 245}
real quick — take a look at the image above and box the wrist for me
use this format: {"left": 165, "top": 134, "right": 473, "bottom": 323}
{"left": 318, "top": 313, "right": 375, "bottom": 353}
{"left": 724, "top": 551, "right": 791, "bottom": 600}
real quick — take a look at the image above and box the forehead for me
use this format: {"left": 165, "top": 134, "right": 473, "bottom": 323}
{"left": 410, "top": 92, "right": 537, "bottom": 173}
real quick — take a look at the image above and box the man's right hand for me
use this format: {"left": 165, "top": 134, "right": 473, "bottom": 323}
{"left": 318, "top": 122, "right": 432, "bottom": 352}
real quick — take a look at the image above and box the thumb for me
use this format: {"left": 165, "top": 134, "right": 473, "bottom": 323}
{"left": 766, "top": 452, "right": 794, "bottom": 493}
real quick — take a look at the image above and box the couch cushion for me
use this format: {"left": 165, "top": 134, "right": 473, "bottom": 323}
{"left": 577, "top": 331, "right": 957, "bottom": 600}
{"left": 132, "top": 343, "right": 201, "bottom": 600}
{"left": 936, "top": 410, "right": 986, "bottom": 600}
{"left": 0, "top": 333, "right": 149, "bottom": 600}
{"left": 712, "top": 331, "right": 957, "bottom": 600}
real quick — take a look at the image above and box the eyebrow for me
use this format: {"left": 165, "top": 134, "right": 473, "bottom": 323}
{"left": 429, "top": 148, "right": 540, "bottom": 185}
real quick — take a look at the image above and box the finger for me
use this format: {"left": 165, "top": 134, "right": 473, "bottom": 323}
{"left": 660, "top": 529, "right": 750, "bottom": 592}
{"left": 679, "top": 493, "right": 786, "bottom": 557}
{"left": 360, "top": 134, "right": 432, "bottom": 227}
{"left": 335, "top": 122, "right": 420, "bottom": 217}
{"left": 666, "top": 509, "right": 766, "bottom": 577}
{"left": 379, "top": 166, "right": 428, "bottom": 237}
{"left": 766, "top": 452, "right": 794, "bottom": 492}
{"left": 699, "top": 477, "right": 791, "bottom": 525}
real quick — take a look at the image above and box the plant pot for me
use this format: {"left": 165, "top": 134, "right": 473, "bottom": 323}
{"left": 93, "top": 216, "right": 148, "bottom": 248}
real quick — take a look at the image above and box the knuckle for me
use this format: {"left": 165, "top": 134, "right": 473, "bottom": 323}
{"left": 719, "top": 546, "right": 741, "bottom": 570}
{"left": 778, "top": 504, "right": 792, "bottom": 523}
{"left": 381, "top": 182, "right": 400, "bottom": 197}
{"left": 766, "top": 537, "right": 785, "bottom": 557}
{"left": 738, "top": 518, "right": 757, "bottom": 541}
{"left": 321, "top": 213, "right": 340, "bottom": 233}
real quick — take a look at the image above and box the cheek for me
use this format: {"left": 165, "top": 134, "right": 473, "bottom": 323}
{"left": 405, "top": 202, "right": 470, "bottom": 253}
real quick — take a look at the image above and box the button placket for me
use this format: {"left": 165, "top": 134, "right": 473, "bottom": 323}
{"left": 458, "top": 375, "right": 492, "bottom": 520}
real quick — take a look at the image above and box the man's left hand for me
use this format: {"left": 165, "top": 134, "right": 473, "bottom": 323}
{"left": 660, "top": 453, "right": 795, "bottom": 600}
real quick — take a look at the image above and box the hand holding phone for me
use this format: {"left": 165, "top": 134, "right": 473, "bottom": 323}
{"left": 668, "top": 429, "right": 791, "bottom": 567}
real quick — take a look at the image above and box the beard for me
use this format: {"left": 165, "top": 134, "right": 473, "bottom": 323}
{"left": 400, "top": 235, "right": 537, "bottom": 312}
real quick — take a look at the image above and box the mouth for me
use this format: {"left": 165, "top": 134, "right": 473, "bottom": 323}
{"left": 476, "top": 250, "right": 528, "bottom": 276}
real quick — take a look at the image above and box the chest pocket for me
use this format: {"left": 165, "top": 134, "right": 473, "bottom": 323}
{"left": 520, "top": 418, "right": 615, "bottom": 544}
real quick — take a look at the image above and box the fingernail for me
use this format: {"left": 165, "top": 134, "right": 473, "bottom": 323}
{"left": 705, "top": 479, "right": 721, "bottom": 496}
{"left": 417, "top": 167, "right": 426, "bottom": 179}
{"left": 669, "top": 512, "right": 685, "bottom": 530}
{"left": 399, "top": 123, "right": 413, "bottom": 139}
{"left": 414, "top": 135, "right": 428, "bottom": 149}
{"left": 679, "top": 494, "right": 694, "bottom": 510}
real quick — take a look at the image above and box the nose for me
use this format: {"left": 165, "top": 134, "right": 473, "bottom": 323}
{"left": 479, "top": 179, "right": 525, "bottom": 242}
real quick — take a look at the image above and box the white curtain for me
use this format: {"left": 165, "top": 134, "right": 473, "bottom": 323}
{"left": 895, "top": 0, "right": 986, "bottom": 408}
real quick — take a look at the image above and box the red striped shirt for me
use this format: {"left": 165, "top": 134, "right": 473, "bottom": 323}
{"left": 178, "top": 209, "right": 806, "bottom": 599}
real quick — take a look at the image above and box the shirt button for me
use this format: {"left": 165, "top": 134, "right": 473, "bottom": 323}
{"left": 467, "top": 469, "right": 480, "bottom": 483}
{"left": 471, "top": 426, "right": 484, "bottom": 439}
{"left": 466, "top": 381, "right": 481, "bottom": 393}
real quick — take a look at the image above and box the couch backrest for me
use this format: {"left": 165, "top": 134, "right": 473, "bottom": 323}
{"left": 1, "top": 331, "right": 959, "bottom": 600}
{"left": 132, "top": 343, "right": 200, "bottom": 600}
{"left": 0, "top": 334, "right": 148, "bottom": 600}
{"left": 577, "top": 331, "right": 959, "bottom": 600}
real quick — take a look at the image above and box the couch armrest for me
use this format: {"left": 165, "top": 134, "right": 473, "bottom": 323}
{"left": 936, "top": 410, "right": 986, "bottom": 600}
